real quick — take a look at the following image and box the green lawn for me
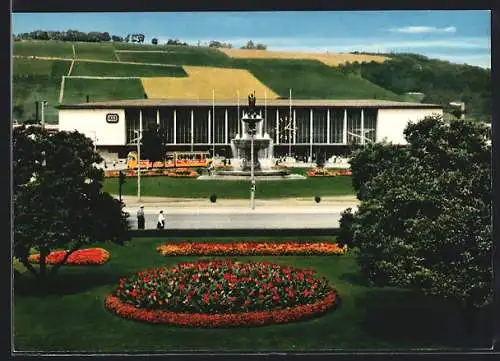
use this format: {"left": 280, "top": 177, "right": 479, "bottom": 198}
{"left": 231, "top": 58, "right": 405, "bottom": 100}
{"left": 103, "top": 175, "right": 355, "bottom": 199}
{"left": 12, "top": 60, "right": 70, "bottom": 124}
{"left": 13, "top": 58, "right": 56, "bottom": 77}
{"left": 116, "top": 46, "right": 235, "bottom": 67}
{"left": 74, "top": 42, "right": 117, "bottom": 61}
{"left": 62, "top": 78, "right": 146, "bottom": 104}
{"left": 13, "top": 40, "right": 74, "bottom": 58}
{"left": 13, "top": 237, "right": 489, "bottom": 352}
{"left": 70, "top": 61, "right": 187, "bottom": 77}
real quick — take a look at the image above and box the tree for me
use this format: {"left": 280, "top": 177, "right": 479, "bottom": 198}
{"left": 13, "top": 127, "right": 130, "bottom": 283}
{"left": 152, "top": 38, "right": 158, "bottom": 45}
{"left": 141, "top": 126, "right": 166, "bottom": 167}
{"left": 13, "top": 104, "right": 25, "bottom": 121}
{"left": 124, "top": 34, "right": 130, "bottom": 43}
{"left": 342, "top": 115, "right": 492, "bottom": 337}
{"left": 111, "top": 35, "right": 123, "bottom": 42}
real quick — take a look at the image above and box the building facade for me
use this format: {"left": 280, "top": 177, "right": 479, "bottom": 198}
{"left": 58, "top": 99, "right": 443, "bottom": 159}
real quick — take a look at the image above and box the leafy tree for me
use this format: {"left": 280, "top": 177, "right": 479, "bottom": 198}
{"left": 342, "top": 115, "right": 492, "bottom": 336}
{"left": 152, "top": 38, "right": 158, "bottom": 45}
{"left": 111, "top": 35, "right": 123, "bottom": 42}
{"left": 13, "top": 127, "right": 130, "bottom": 283}
{"left": 13, "top": 104, "right": 25, "bottom": 120}
{"left": 141, "top": 126, "right": 166, "bottom": 167}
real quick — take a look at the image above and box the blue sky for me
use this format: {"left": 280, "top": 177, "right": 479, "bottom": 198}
{"left": 12, "top": 10, "right": 491, "bottom": 68}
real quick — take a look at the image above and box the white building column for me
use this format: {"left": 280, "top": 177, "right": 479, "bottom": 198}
{"left": 326, "top": 108, "right": 331, "bottom": 144}
{"left": 191, "top": 109, "right": 194, "bottom": 146}
{"left": 275, "top": 108, "right": 279, "bottom": 144}
{"left": 173, "top": 109, "right": 177, "bottom": 144}
{"left": 224, "top": 109, "right": 228, "bottom": 144}
{"left": 293, "top": 109, "right": 297, "bottom": 144}
{"left": 156, "top": 109, "right": 160, "bottom": 126}
{"left": 360, "top": 108, "right": 365, "bottom": 145}
{"left": 343, "top": 108, "right": 347, "bottom": 144}
{"left": 208, "top": 110, "right": 211, "bottom": 145}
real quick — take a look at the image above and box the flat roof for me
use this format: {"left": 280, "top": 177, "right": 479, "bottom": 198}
{"left": 57, "top": 98, "right": 442, "bottom": 109}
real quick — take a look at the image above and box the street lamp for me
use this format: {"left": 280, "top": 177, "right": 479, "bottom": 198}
{"left": 40, "top": 101, "right": 48, "bottom": 129}
{"left": 133, "top": 129, "right": 143, "bottom": 202}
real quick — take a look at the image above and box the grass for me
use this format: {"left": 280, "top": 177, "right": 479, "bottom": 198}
{"left": 13, "top": 58, "right": 55, "bottom": 76}
{"left": 12, "top": 60, "right": 71, "bottom": 124}
{"left": 73, "top": 42, "right": 117, "bottom": 61}
{"left": 13, "top": 236, "right": 490, "bottom": 352}
{"left": 116, "top": 46, "right": 235, "bottom": 67}
{"left": 70, "top": 61, "right": 187, "bottom": 77}
{"left": 102, "top": 175, "right": 354, "bottom": 198}
{"left": 232, "top": 58, "right": 405, "bottom": 101}
{"left": 13, "top": 40, "right": 74, "bottom": 58}
{"left": 62, "top": 78, "right": 146, "bottom": 104}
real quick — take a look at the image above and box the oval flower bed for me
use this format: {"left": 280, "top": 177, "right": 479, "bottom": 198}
{"left": 156, "top": 242, "right": 347, "bottom": 256}
{"left": 105, "top": 260, "right": 338, "bottom": 327}
{"left": 307, "top": 168, "right": 352, "bottom": 177}
{"left": 28, "top": 248, "right": 110, "bottom": 265}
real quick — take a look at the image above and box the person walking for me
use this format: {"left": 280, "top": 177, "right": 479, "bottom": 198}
{"left": 137, "top": 205, "right": 145, "bottom": 230}
{"left": 157, "top": 210, "right": 165, "bottom": 230}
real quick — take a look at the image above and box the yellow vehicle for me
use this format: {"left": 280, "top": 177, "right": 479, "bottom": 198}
{"left": 127, "top": 151, "right": 212, "bottom": 169}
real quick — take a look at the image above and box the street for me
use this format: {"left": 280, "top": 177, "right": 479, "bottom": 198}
{"left": 125, "top": 207, "right": 351, "bottom": 230}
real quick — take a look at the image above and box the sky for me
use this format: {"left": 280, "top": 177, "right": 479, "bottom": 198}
{"left": 12, "top": 10, "right": 491, "bottom": 68}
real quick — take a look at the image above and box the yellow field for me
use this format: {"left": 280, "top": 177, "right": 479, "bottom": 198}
{"left": 141, "top": 66, "right": 279, "bottom": 99}
{"left": 218, "top": 49, "right": 390, "bottom": 67}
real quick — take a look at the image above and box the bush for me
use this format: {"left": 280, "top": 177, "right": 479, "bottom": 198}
{"left": 338, "top": 208, "right": 355, "bottom": 248}
{"left": 314, "top": 195, "right": 321, "bottom": 203}
{"left": 209, "top": 193, "right": 217, "bottom": 203}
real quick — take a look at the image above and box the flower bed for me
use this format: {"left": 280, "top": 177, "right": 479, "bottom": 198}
{"left": 307, "top": 168, "right": 352, "bottom": 177}
{"left": 105, "top": 168, "right": 199, "bottom": 178}
{"left": 156, "top": 242, "right": 347, "bottom": 256}
{"left": 28, "top": 248, "right": 110, "bottom": 265}
{"left": 105, "top": 260, "right": 338, "bottom": 327}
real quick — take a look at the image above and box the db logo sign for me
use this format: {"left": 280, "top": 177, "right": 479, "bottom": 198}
{"left": 106, "top": 113, "right": 119, "bottom": 123}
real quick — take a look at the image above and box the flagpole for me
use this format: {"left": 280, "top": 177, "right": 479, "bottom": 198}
{"left": 212, "top": 88, "right": 215, "bottom": 158}
{"left": 289, "top": 88, "right": 292, "bottom": 158}
{"left": 237, "top": 89, "right": 240, "bottom": 137}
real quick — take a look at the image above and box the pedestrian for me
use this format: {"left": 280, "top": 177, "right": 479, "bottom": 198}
{"left": 157, "top": 210, "right": 165, "bottom": 229}
{"left": 137, "top": 205, "right": 145, "bottom": 229}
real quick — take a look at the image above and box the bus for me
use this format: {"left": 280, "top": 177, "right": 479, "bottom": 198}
{"left": 127, "top": 151, "right": 212, "bottom": 170}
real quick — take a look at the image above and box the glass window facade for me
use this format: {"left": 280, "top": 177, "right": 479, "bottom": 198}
{"left": 193, "top": 108, "right": 208, "bottom": 144}
{"left": 213, "top": 107, "right": 225, "bottom": 144}
{"left": 329, "top": 108, "right": 344, "bottom": 144}
{"left": 159, "top": 108, "right": 174, "bottom": 144}
{"left": 227, "top": 107, "right": 239, "bottom": 141}
{"left": 363, "top": 108, "right": 378, "bottom": 143}
{"left": 295, "top": 108, "right": 310, "bottom": 144}
{"left": 125, "top": 109, "right": 139, "bottom": 144}
{"left": 347, "top": 108, "right": 362, "bottom": 144}
{"left": 312, "top": 108, "right": 327, "bottom": 143}
{"left": 175, "top": 108, "right": 191, "bottom": 144}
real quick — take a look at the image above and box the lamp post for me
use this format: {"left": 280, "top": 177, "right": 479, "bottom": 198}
{"left": 41, "top": 101, "right": 47, "bottom": 130}
{"left": 249, "top": 125, "right": 256, "bottom": 210}
{"left": 133, "top": 130, "right": 143, "bottom": 202}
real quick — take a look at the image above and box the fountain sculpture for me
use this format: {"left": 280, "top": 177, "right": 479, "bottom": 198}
{"left": 198, "top": 92, "right": 305, "bottom": 180}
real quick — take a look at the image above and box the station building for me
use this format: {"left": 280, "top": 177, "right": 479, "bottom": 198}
{"left": 57, "top": 99, "right": 443, "bottom": 160}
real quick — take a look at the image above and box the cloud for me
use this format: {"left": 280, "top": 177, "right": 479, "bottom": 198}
{"left": 388, "top": 26, "right": 457, "bottom": 34}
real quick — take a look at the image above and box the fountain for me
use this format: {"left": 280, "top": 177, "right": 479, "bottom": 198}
{"left": 198, "top": 92, "right": 305, "bottom": 181}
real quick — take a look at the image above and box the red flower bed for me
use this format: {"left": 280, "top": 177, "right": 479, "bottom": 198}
{"left": 28, "top": 248, "right": 110, "bottom": 265}
{"left": 105, "top": 260, "right": 338, "bottom": 327}
{"left": 307, "top": 168, "right": 352, "bottom": 177}
{"left": 157, "top": 242, "right": 347, "bottom": 256}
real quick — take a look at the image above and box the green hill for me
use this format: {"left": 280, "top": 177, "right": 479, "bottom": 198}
{"left": 13, "top": 40, "right": 490, "bottom": 124}
{"left": 337, "top": 53, "right": 491, "bottom": 121}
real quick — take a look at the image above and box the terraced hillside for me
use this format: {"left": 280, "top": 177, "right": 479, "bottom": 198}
{"left": 12, "top": 40, "right": 403, "bottom": 124}
{"left": 219, "top": 48, "right": 390, "bottom": 67}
